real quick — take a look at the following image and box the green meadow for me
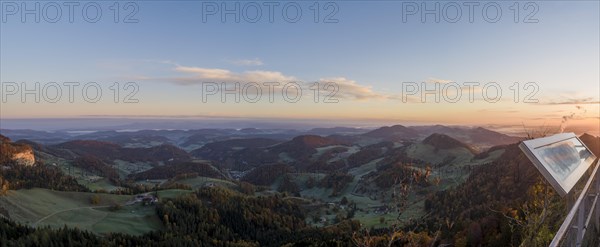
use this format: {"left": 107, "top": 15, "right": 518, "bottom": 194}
{"left": 0, "top": 188, "right": 163, "bottom": 236}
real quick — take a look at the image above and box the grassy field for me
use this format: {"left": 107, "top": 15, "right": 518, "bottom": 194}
{"left": 89, "top": 204, "right": 162, "bottom": 236}
{"left": 113, "top": 160, "right": 154, "bottom": 178}
{"left": 0, "top": 188, "right": 163, "bottom": 236}
{"left": 81, "top": 178, "right": 122, "bottom": 192}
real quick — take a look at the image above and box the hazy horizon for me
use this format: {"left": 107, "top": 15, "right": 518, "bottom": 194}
{"left": 1, "top": 117, "right": 598, "bottom": 137}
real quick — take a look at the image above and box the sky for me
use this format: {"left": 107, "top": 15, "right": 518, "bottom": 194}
{"left": 0, "top": 1, "right": 599, "bottom": 134}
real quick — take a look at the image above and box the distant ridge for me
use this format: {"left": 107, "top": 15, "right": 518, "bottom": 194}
{"left": 269, "top": 135, "right": 347, "bottom": 162}
{"left": 359, "top": 125, "right": 520, "bottom": 148}
{"left": 412, "top": 125, "right": 521, "bottom": 147}
{"left": 53, "top": 140, "right": 191, "bottom": 162}
{"left": 190, "top": 138, "right": 281, "bottom": 160}
{"left": 362, "top": 125, "right": 418, "bottom": 140}
{"left": 307, "top": 127, "right": 367, "bottom": 136}
{"left": 422, "top": 133, "right": 477, "bottom": 154}
{"left": 281, "top": 135, "right": 345, "bottom": 149}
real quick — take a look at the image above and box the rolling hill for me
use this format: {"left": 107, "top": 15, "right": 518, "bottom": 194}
{"left": 190, "top": 138, "right": 281, "bottom": 161}
{"left": 52, "top": 141, "right": 191, "bottom": 163}
{"left": 422, "top": 133, "right": 477, "bottom": 154}
{"left": 362, "top": 125, "right": 419, "bottom": 141}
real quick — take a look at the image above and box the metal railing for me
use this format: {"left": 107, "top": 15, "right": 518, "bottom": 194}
{"left": 550, "top": 159, "right": 600, "bottom": 247}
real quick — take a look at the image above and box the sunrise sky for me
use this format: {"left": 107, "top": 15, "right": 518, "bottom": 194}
{"left": 1, "top": 1, "right": 598, "bottom": 133}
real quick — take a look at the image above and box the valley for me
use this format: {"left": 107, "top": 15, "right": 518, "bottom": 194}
{"left": 1, "top": 125, "right": 598, "bottom": 246}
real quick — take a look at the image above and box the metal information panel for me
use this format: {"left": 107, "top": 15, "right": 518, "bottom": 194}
{"left": 519, "top": 133, "right": 597, "bottom": 197}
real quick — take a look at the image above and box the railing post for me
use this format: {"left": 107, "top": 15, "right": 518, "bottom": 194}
{"left": 596, "top": 173, "right": 600, "bottom": 242}
{"left": 571, "top": 226, "right": 576, "bottom": 246}
{"left": 566, "top": 191, "right": 575, "bottom": 247}
{"left": 576, "top": 196, "right": 585, "bottom": 246}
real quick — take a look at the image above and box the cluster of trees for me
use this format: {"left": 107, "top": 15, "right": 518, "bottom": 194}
{"left": 190, "top": 138, "right": 280, "bottom": 163}
{"left": 0, "top": 162, "right": 88, "bottom": 193}
{"left": 241, "top": 164, "right": 292, "bottom": 186}
{"left": 376, "top": 146, "right": 426, "bottom": 169}
{"left": 352, "top": 229, "right": 436, "bottom": 247}
{"left": 159, "top": 187, "right": 308, "bottom": 245}
{"left": 421, "top": 144, "right": 564, "bottom": 246}
{"left": 318, "top": 172, "right": 354, "bottom": 197}
{"left": 306, "top": 146, "right": 348, "bottom": 172}
{"left": 347, "top": 142, "right": 393, "bottom": 168}
{"left": 106, "top": 181, "right": 191, "bottom": 195}
{"left": 72, "top": 156, "right": 119, "bottom": 180}
{"left": 1, "top": 187, "right": 362, "bottom": 246}
{"left": 0, "top": 219, "right": 105, "bottom": 247}
{"left": 373, "top": 163, "right": 430, "bottom": 188}
{"left": 277, "top": 175, "right": 300, "bottom": 196}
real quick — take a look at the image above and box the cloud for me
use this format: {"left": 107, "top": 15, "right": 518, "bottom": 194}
{"left": 175, "top": 67, "right": 234, "bottom": 80}
{"left": 141, "top": 62, "right": 390, "bottom": 101}
{"left": 541, "top": 97, "right": 600, "bottom": 105}
{"left": 171, "top": 66, "right": 296, "bottom": 85}
{"left": 425, "top": 77, "right": 454, "bottom": 84}
{"left": 317, "top": 77, "right": 388, "bottom": 101}
{"left": 229, "top": 58, "right": 264, "bottom": 66}
{"left": 244, "top": 70, "right": 294, "bottom": 82}
{"left": 477, "top": 109, "right": 519, "bottom": 113}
